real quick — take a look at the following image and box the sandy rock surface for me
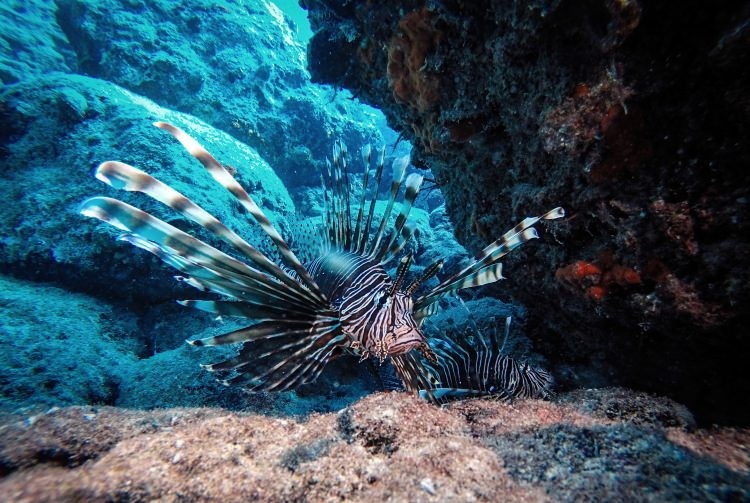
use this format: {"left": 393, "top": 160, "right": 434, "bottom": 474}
{"left": 1, "top": 388, "right": 747, "bottom": 502}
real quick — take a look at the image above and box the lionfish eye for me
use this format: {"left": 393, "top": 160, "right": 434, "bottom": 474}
{"left": 376, "top": 290, "right": 389, "bottom": 307}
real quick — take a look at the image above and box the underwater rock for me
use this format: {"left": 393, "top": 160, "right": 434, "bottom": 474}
{"left": 0, "top": 1, "right": 75, "bottom": 85}
{"left": 0, "top": 72, "right": 294, "bottom": 304}
{"left": 0, "top": 275, "right": 138, "bottom": 411}
{"left": 0, "top": 389, "right": 747, "bottom": 501}
{"left": 305, "top": 0, "right": 750, "bottom": 424}
{"left": 51, "top": 0, "right": 382, "bottom": 188}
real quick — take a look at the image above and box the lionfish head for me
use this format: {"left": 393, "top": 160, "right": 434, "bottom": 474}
{"left": 361, "top": 253, "right": 436, "bottom": 364}
{"left": 378, "top": 291, "right": 424, "bottom": 359}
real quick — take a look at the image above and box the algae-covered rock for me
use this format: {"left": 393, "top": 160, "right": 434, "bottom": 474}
{"left": 53, "top": 0, "right": 383, "bottom": 188}
{"left": 1, "top": 390, "right": 747, "bottom": 501}
{"left": 0, "top": 275, "right": 138, "bottom": 410}
{"left": 0, "top": 72, "right": 293, "bottom": 304}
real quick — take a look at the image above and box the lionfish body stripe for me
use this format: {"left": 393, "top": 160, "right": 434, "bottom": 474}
{"left": 81, "top": 122, "right": 563, "bottom": 399}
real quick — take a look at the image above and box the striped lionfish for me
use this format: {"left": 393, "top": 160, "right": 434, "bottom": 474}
{"left": 80, "top": 122, "right": 564, "bottom": 401}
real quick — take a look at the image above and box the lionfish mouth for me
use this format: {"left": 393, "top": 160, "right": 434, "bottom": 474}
{"left": 81, "top": 121, "right": 563, "bottom": 402}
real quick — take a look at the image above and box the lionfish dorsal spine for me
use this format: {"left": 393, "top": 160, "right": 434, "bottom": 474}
{"left": 374, "top": 172, "right": 424, "bottom": 264}
{"left": 351, "top": 144, "right": 372, "bottom": 252}
{"left": 330, "top": 144, "right": 347, "bottom": 247}
{"left": 404, "top": 259, "right": 443, "bottom": 297}
{"left": 358, "top": 146, "right": 386, "bottom": 254}
{"left": 367, "top": 155, "right": 408, "bottom": 258}
{"left": 388, "top": 253, "right": 413, "bottom": 297}
{"left": 337, "top": 141, "right": 353, "bottom": 249}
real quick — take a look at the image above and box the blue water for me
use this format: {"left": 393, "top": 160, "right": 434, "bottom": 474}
{"left": 274, "top": 0, "right": 314, "bottom": 44}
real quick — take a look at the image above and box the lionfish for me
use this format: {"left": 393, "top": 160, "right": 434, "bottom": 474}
{"left": 80, "top": 122, "right": 563, "bottom": 401}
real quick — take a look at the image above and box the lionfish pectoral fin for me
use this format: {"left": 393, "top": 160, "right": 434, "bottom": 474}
{"left": 153, "top": 122, "right": 326, "bottom": 303}
{"left": 188, "top": 318, "right": 346, "bottom": 392}
{"left": 81, "top": 198, "right": 314, "bottom": 311}
{"left": 94, "top": 159, "right": 326, "bottom": 307}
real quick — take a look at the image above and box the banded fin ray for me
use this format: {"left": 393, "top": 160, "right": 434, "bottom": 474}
{"left": 415, "top": 207, "right": 564, "bottom": 312}
{"left": 414, "top": 263, "right": 504, "bottom": 319}
{"left": 351, "top": 144, "right": 371, "bottom": 250}
{"left": 192, "top": 318, "right": 346, "bottom": 392}
{"left": 358, "top": 146, "right": 386, "bottom": 254}
{"left": 178, "top": 299, "right": 332, "bottom": 321}
{"left": 375, "top": 172, "right": 423, "bottom": 263}
{"left": 83, "top": 200, "right": 313, "bottom": 311}
{"left": 94, "top": 160, "right": 325, "bottom": 307}
{"left": 367, "top": 156, "right": 408, "bottom": 258}
{"left": 384, "top": 221, "right": 417, "bottom": 259}
{"left": 118, "top": 233, "right": 309, "bottom": 307}
{"left": 217, "top": 324, "right": 346, "bottom": 392}
{"left": 154, "top": 121, "right": 326, "bottom": 303}
{"left": 388, "top": 253, "right": 412, "bottom": 296}
{"left": 80, "top": 197, "right": 259, "bottom": 278}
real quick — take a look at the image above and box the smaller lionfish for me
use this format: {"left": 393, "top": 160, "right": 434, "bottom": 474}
{"left": 421, "top": 316, "right": 555, "bottom": 401}
{"left": 81, "top": 122, "right": 563, "bottom": 401}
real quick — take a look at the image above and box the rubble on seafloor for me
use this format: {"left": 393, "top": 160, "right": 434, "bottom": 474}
{"left": 1, "top": 388, "right": 747, "bottom": 502}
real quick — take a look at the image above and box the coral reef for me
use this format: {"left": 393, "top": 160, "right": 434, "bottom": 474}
{"left": 305, "top": 0, "right": 750, "bottom": 424}
{"left": 1, "top": 390, "right": 747, "bottom": 501}
{"left": 0, "top": 7, "right": 747, "bottom": 501}
{"left": 555, "top": 251, "right": 641, "bottom": 301}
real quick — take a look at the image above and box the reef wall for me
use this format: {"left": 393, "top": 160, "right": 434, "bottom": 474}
{"left": 304, "top": 0, "right": 750, "bottom": 424}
